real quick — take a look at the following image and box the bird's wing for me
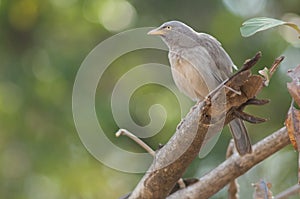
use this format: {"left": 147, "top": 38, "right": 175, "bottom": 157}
{"left": 180, "top": 42, "right": 231, "bottom": 88}
{"left": 197, "top": 33, "right": 235, "bottom": 79}
{"left": 179, "top": 46, "right": 222, "bottom": 90}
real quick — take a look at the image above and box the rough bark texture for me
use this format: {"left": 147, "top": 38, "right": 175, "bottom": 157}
{"left": 128, "top": 53, "right": 267, "bottom": 199}
{"left": 167, "top": 127, "right": 290, "bottom": 199}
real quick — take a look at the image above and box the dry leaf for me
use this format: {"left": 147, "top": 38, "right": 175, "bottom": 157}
{"left": 287, "top": 65, "right": 300, "bottom": 107}
{"left": 258, "top": 67, "right": 270, "bottom": 86}
{"left": 285, "top": 102, "right": 300, "bottom": 150}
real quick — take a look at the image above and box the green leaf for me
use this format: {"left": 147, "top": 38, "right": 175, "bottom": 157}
{"left": 240, "top": 17, "right": 286, "bottom": 37}
{"left": 241, "top": 17, "right": 300, "bottom": 38}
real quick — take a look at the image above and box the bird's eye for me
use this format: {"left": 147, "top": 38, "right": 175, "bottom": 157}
{"left": 166, "top": 26, "right": 172, "bottom": 30}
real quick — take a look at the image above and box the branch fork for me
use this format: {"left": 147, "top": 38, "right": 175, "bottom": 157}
{"left": 118, "top": 52, "right": 285, "bottom": 199}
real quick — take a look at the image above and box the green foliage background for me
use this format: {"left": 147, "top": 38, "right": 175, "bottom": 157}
{"left": 1, "top": 0, "right": 300, "bottom": 198}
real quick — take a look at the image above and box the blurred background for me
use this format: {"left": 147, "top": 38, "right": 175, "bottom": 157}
{"left": 1, "top": 0, "right": 300, "bottom": 198}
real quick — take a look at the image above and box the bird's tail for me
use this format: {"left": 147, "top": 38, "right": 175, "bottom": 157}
{"left": 228, "top": 119, "right": 252, "bottom": 155}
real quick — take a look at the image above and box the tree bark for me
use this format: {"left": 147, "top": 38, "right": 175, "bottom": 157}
{"left": 128, "top": 53, "right": 268, "bottom": 199}
{"left": 167, "top": 127, "right": 290, "bottom": 199}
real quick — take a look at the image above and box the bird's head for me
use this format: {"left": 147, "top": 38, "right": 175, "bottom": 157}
{"left": 147, "top": 21, "right": 197, "bottom": 49}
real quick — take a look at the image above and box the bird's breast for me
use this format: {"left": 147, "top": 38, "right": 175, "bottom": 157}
{"left": 168, "top": 52, "right": 209, "bottom": 101}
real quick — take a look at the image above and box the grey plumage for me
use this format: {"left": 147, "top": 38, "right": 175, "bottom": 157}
{"left": 148, "top": 20, "right": 252, "bottom": 155}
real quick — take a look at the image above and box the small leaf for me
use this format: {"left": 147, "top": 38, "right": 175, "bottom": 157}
{"left": 240, "top": 17, "right": 300, "bottom": 38}
{"left": 241, "top": 17, "right": 286, "bottom": 37}
{"left": 287, "top": 65, "right": 300, "bottom": 107}
{"left": 285, "top": 102, "right": 300, "bottom": 151}
{"left": 258, "top": 67, "right": 270, "bottom": 86}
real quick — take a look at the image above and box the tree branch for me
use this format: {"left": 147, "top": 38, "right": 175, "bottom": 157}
{"left": 226, "top": 139, "right": 239, "bottom": 199}
{"left": 127, "top": 52, "right": 274, "bottom": 199}
{"left": 275, "top": 184, "right": 300, "bottom": 199}
{"left": 167, "top": 127, "right": 290, "bottom": 199}
{"left": 116, "top": 129, "right": 155, "bottom": 156}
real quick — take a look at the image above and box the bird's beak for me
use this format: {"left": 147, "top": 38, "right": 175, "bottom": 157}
{"left": 147, "top": 27, "right": 165, "bottom": 35}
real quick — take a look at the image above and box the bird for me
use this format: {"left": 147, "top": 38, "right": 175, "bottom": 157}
{"left": 148, "top": 20, "right": 252, "bottom": 155}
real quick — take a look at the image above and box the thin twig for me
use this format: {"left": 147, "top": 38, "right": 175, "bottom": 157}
{"left": 275, "top": 184, "right": 300, "bottom": 199}
{"left": 116, "top": 129, "right": 155, "bottom": 156}
{"left": 127, "top": 54, "right": 282, "bottom": 199}
{"left": 226, "top": 139, "right": 239, "bottom": 199}
{"left": 116, "top": 128, "right": 187, "bottom": 192}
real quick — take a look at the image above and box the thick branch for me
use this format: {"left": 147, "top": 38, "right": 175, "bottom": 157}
{"left": 128, "top": 53, "right": 267, "bottom": 199}
{"left": 167, "top": 127, "right": 290, "bottom": 199}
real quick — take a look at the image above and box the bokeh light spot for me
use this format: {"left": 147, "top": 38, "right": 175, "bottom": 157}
{"left": 31, "top": 50, "right": 60, "bottom": 83}
{"left": 1, "top": 143, "right": 31, "bottom": 179}
{"left": 280, "top": 13, "right": 300, "bottom": 47}
{"left": 99, "top": 0, "right": 137, "bottom": 32}
{"left": 50, "top": 0, "right": 78, "bottom": 8}
{"left": 223, "top": 0, "right": 266, "bottom": 17}
{"left": 0, "top": 82, "right": 23, "bottom": 114}
{"left": 280, "top": 46, "right": 300, "bottom": 74}
{"left": 8, "top": 0, "right": 39, "bottom": 31}
{"left": 24, "top": 175, "right": 61, "bottom": 199}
